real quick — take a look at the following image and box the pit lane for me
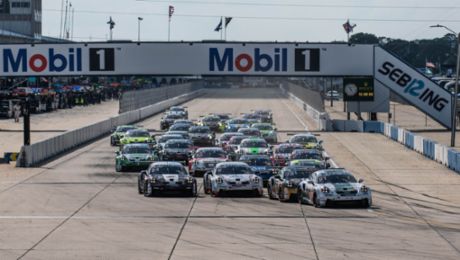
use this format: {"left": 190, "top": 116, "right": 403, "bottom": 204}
{"left": 0, "top": 88, "right": 459, "bottom": 260}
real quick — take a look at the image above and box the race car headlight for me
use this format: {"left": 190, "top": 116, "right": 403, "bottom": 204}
{"left": 320, "top": 186, "right": 330, "bottom": 193}
{"left": 252, "top": 177, "right": 260, "bottom": 183}
{"left": 287, "top": 182, "right": 294, "bottom": 188}
{"left": 208, "top": 134, "right": 213, "bottom": 139}
{"left": 360, "top": 186, "right": 369, "bottom": 193}
{"left": 217, "top": 177, "right": 223, "bottom": 184}
{"left": 187, "top": 177, "right": 194, "bottom": 184}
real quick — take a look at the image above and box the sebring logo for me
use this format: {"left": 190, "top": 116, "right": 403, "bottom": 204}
{"left": 3, "top": 48, "right": 82, "bottom": 73}
{"left": 378, "top": 61, "right": 448, "bottom": 112}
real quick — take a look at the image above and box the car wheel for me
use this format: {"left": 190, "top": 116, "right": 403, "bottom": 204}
{"left": 313, "top": 194, "right": 322, "bottom": 208}
{"left": 138, "top": 180, "right": 143, "bottom": 194}
{"left": 190, "top": 182, "right": 198, "bottom": 197}
{"left": 211, "top": 189, "right": 220, "bottom": 197}
{"left": 361, "top": 199, "right": 370, "bottom": 208}
{"left": 144, "top": 182, "right": 154, "bottom": 197}
{"left": 115, "top": 162, "right": 123, "bottom": 172}
{"left": 268, "top": 185, "right": 276, "bottom": 200}
{"left": 297, "top": 190, "right": 304, "bottom": 204}
{"left": 110, "top": 138, "right": 115, "bottom": 146}
{"left": 278, "top": 188, "right": 286, "bottom": 202}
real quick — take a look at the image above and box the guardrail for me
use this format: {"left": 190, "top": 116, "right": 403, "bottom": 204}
{"left": 119, "top": 82, "right": 202, "bottom": 113}
{"left": 17, "top": 89, "right": 205, "bottom": 167}
{"left": 280, "top": 85, "right": 330, "bottom": 131}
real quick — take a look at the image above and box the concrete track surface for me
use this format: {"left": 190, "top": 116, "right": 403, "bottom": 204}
{"left": 1, "top": 88, "right": 459, "bottom": 260}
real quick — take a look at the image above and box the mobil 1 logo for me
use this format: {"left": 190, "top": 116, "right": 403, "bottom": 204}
{"left": 295, "top": 48, "right": 320, "bottom": 72}
{"left": 89, "top": 48, "right": 115, "bottom": 71}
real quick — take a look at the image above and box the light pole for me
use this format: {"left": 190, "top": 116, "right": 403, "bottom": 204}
{"left": 137, "top": 17, "right": 143, "bottom": 42}
{"left": 431, "top": 24, "right": 460, "bottom": 147}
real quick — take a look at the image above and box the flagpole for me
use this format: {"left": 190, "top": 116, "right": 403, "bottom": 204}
{"left": 168, "top": 17, "right": 171, "bottom": 41}
{"left": 224, "top": 18, "right": 228, "bottom": 41}
{"left": 220, "top": 17, "right": 223, "bottom": 40}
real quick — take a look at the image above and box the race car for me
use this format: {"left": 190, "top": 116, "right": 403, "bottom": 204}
{"left": 115, "top": 143, "right": 158, "bottom": 172}
{"left": 155, "top": 134, "right": 185, "bottom": 151}
{"left": 289, "top": 159, "right": 329, "bottom": 169}
{"left": 289, "top": 149, "right": 330, "bottom": 168}
{"left": 160, "top": 113, "right": 184, "bottom": 130}
{"left": 189, "top": 126, "right": 215, "bottom": 146}
{"left": 236, "top": 138, "right": 270, "bottom": 157}
{"left": 238, "top": 154, "right": 276, "bottom": 187}
{"left": 241, "top": 113, "right": 262, "bottom": 124}
{"left": 267, "top": 165, "right": 317, "bottom": 202}
{"left": 138, "top": 162, "right": 197, "bottom": 197}
{"left": 173, "top": 119, "right": 194, "bottom": 127}
{"left": 226, "top": 135, "right": 250, "bottom": 160}
{"left": 224, "top": 118, "right": 250, "bottom": 132}
{"left": 252, "top": 109, "right": 273, "bottom": 123}
{"left": 169, "top": 123, "right": 191, "bottom": 132}
{"left": 216, "top": 132, "right": 243, "bottom": 148}
{"left": 165, "top": 130, "right": 190, "bottom": 139}
{"left": 237, "top": 128, "right": 262, "bottom": 138}
{"left": 203, "top": 162, "right": 263, "bottom": 197}
{"left": 297, "top": 168, "right": 372, "bottom": 208}
{"left": 251, "top": 123, "right": 278, "bottom": 143}
{"left": 189, "top": 147, "right": 228, "bottom": 176}
{"left": 198, "top": 115, "right": 221, "bottom": 132}
{"left": 159, "top": 139, "right": 193, "bottom": 165}
{"left": 119, "top": 129, "right": 156, "bottom": 146}
{"left": 288, "top": 133, "right": 323, "bottom": 150}
{"left": 110, "top": 125, "right": 139, "bottom": 146}
{"left": 167, "top": 106, "right": 188, "bottom": 119}
{"left": 270, "top": 143, "right": 304, "bottom": 166}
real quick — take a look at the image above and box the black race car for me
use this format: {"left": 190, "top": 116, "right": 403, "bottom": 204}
{"left": 189, "top": 126, "right": 215, "bottom": 146}
{"left": 159, "top": 139, "right": 193, "bottom": 165}
{"left": 160, "top": 113, "right": 183, "bottom": 130}
{"left": 138, "top": 162, "right": 197, "bottom": 197}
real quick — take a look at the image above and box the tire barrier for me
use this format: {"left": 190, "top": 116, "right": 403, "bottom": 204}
{"left": 16, "top": 89, "right": 205, "bottom": 167}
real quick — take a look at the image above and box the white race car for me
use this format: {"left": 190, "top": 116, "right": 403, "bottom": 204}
{"left": 297, "top": 169, "right": 372, "bottom": 208}
{"left": 203, "top": 162, "right": 263, "bottom": 197}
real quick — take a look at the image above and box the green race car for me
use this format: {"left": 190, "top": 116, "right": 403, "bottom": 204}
{"left": 115, "top": 143, "right": 158, "bottom": 172}
{"left": 110, "top": 125, "right": 139, "bottom": 146}
{"left": 236, "top": 138, "right": 270, "bottom": 157}
{"left": 252, "top": 123, "right": 278, "bottom": 143}
{"left": 119, "top": 129, "right": 156, "bottom": 146}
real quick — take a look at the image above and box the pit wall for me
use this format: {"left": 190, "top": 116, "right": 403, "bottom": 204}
{"left": 17, "top": 89, "right": 205, "bottom": 167}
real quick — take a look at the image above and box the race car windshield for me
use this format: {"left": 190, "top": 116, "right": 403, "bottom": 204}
{"left": 220, "top": 134, "right": 238, "bottom": 141}
{"left": 128, "top": 131, "right": 150, "bottom": 137}
{"left": 240, "top": 130, "right": 260, "bottom": 136}
{"left": 117, "top": 126, "right": 136, "bottom": 132}
{"left": 189, "top": 127, "right": 210, "bottom": 133}
{"left": 165, "top": 142, "right": 191, "bottom": 149}
{"left": 292, "top": 136, "right": 317, "bottom": 143}
{"left": 292, "top": 153, "right": 322, "bottom": 160}
{"left": 242, "top": 158, "right": 272, "bottom": 166}
{"left": 150, "top": 165, "right": 186, "bottom": 175}
{"left": 123, "top": 147, "right": 150, "bottom": 154}
{"left": 285, "top": 170, "right": 313, "bottom": 179}
{"left": 170, "top": 107, "right": 184, "bottom": 112}
{"left": 318, "top": 174, "right": 357, "bottom": 184}
{"left": 291, "top": 161, "right": 321, "bottom": 167}
{"left": 158, "top": 136, "right": 182, "bottom": 143}
{"left": 216, "top": 114, "right": 230, "bottom": 120}
{"left": 229, "top": 137, "right": 246, "bottom": 145}
{"left": 229, "top": 119, "right": 248, "bottom": 124}
{"left": 170, "top": 125, "right": 189, "bottom": 131}
{"left": 196, "top": 150, "right": 226, "bottom": 158}
{"left": 254, "top": 125, "right": 273, "bottom": 131}
{"left": 241, "top": 141, "right": 267, "bottom": 148}
{"left": 276, "top": 146, "right": 298, "bottom": 153}
{"left": 216, "top": 165, "right": 252, "bottom": 175}
{"left": 165, "top": 114, "right": 181, "bottom": 119}
{"left": 203, "top": 117, "right": 219, "bottom": 122}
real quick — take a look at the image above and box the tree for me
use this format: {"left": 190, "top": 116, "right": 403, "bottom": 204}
{"left": 349, "top": 33, "right": 379, "bottom": 44}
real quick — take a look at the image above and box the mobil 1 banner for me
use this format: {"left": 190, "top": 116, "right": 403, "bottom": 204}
{"left": 374, "top": 46, "right": 452, "bottom": 128}
{"left": 0, "top": 42, "right": 373, "bottom": 76}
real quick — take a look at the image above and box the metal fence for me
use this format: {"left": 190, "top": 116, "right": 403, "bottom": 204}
{"left": 119, "top": 82, "right": 203, "bottom": 113}
{"left": 17, "top": 89, "right": 205, "bottom": 167}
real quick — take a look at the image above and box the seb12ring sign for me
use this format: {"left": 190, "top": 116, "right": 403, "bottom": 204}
{"left": 343, "top": 77, "right": 374, "bottom": 102}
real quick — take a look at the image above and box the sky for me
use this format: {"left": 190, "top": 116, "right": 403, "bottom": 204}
{"left": 43, "top": 0, "right": 460, "bottom": 42}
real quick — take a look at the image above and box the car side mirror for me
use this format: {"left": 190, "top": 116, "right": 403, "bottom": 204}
{"left": 274, "top": 175, "right": 281, "bottom": 179}
{"left": 358, "top": 178, "right": 364, "bottom": 183}
{"left": 324, "top": 156, "right": 330, "bottom": 161}
{"left": 116, "top": 151, "right": 121, "bottom": 155}
{"left": 319, "top": 140, "right": 323, "bottom": 145}
{"left": 140, "top": 170, "right": 147, "bottom": 175}
{"left": 307, "top": 180, "right": 314, "bottom": 185}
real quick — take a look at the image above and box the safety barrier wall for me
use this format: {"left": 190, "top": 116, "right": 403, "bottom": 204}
{"left": 17, "top": 89, "right": 205, "bottom": 167}
{"left": 119, "top": 82, "right": 203, "bottom": 113}
{"left": 279, "top": 85, "right": 329, "bottom": 130}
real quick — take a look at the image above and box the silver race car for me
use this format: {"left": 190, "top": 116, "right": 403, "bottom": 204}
{"left": 203, "top": 162, "right": 263, "bottom": 197}
{"left": 297, "top": 169, "right": 372, "bottom": 208}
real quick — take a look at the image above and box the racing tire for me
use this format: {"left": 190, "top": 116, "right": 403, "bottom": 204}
{"left": 278, "top": 188, "right": 288, "bottom": 203}
{"left": 144, "top": 183, "right": 154, "bottom": 197}
{"left": 361, "top": 199, "right": 370, "bottom": 208}
{"left": 254, "top": 189, "right": 263, "bottom": 197}
{"left": 115, "top": 163, "right": 124, "bottom": 172}
{"left": 138, "top": 180, "right": 143, "bottom": 194}
{"left": 211, "top": 189, "right": 220, "bottom": 197}
{"left": 187, "top": 182, "right": 198, "bottom": 197}
{"left": 110, "top": 138, "right": 116, "bottom": 146}
{"left": 268, "top": 185, "right": 276, "bottom": 200}
{"left": 297, "top": 190, "right": 304, "bottom": 204}
{"left": 313, "top": 194, "right": 322, "bottom": 208}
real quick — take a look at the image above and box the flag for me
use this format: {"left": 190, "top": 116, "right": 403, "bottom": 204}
{"left": 225, "top": 17, "right": 232, "bottom": 28}
{"left": 343, "top": 19, "right": 356, "bottom": 34}
{"left": 214, "top": 18, "right": 223, "bottom": 32}
{"left": 426, "top": 62, "right": 436, "bottom": 69}
{"left": 169, "top": 5, "right": 175, "bottom": 18}
{"left": 138, "top": 17, "right": 143, "bottom": 21}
